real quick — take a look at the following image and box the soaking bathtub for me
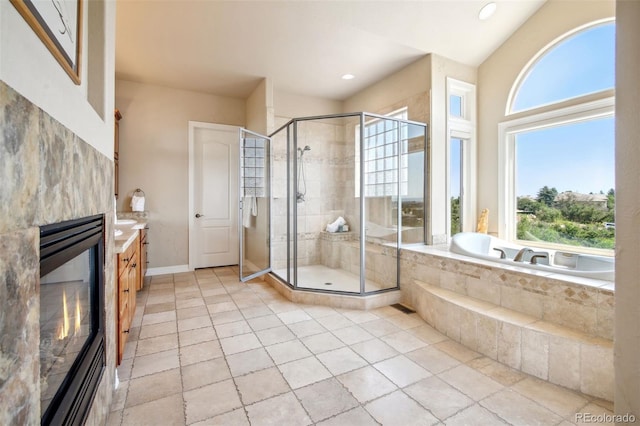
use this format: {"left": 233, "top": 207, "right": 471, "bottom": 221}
{"left": 450, "top": 232, "right": 614, "bottom": 281}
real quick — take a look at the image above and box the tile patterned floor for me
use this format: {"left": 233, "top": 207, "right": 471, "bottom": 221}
{"left": 107, "top": 267, "right": 614, "bottom": 426}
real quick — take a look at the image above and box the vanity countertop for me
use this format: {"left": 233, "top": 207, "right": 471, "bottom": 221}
{"left": 115, "top": 221, "right": 147, "bottom": 254}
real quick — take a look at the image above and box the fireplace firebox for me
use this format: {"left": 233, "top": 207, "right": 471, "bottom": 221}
{"left": 39, "top": 215, "right": 105, "bottom": 425}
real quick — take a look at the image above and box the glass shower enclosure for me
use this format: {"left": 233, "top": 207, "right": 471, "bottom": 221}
{"left": 240, "top": 113, "right": 427, "bottom": 295}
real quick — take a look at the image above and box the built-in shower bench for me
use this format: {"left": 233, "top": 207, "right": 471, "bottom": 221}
{"left": 409, "top": 279, "right": 613, "bottom": 401}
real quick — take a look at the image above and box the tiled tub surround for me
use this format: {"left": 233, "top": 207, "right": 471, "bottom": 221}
{"left": 399, "top": 245, "right": 614, "bottom": 401}
{"left": 0, "top": 82, "right": 116, "bottom": 424}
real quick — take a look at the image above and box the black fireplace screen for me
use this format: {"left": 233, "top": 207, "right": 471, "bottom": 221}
{"left": 40, "top": 215, "right": 105, "bottom": 425}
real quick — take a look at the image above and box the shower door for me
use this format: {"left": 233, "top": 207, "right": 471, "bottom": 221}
{"left": 239, "top": 129, "right": 272, "bottom": 282}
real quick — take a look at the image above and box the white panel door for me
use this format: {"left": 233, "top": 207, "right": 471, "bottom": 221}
{"left": 190, "top": 122, "right": 239, "bottom": 269}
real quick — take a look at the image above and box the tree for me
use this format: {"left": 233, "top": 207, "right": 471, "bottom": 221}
{"left": 536, "top": 186, "right": 558, "bottom": 207}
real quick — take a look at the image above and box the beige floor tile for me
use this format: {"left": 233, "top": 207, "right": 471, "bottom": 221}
{"left": 215, "top": 320, "right": 253, "bottom": 338}
{"left": 177, "top": 315, "right": 212, "bottom": 332}
{"left": 246, "top": 314, "right": 284, "bottom": 331}
{"left": 300, "top": 332, "right": 345, "bottom": 354}
{"left": 181, "top": 357, "right": 231, "bottom": 391}
{"left": 184, "top": 379, "right": 242, "bottom": 424}
{"left": 138, "top": 320, "right": 177, "bottom": 340}
{"left": 380, "top": 330, "right": 428, "bottom": 353}
{"left": 266, "top": 339, "right": 312, "bottom": 364}
{"left": 226, "top": 347, "right": 275, "bottom": 377}
{"left": 287, "top": 319, "right": 327, "bottom": 338}
{"left": 404, "top": 376, "right": 474, "bottom": 420}
{"left": 178, "top": 327, "right": 218, "bottom": 348}
{"left": 175, "top": 298, "right": 205, "bottom": 310}
{"left": 513, "top": 377, "right": 590, "bottom": 417}
{"left": 207, "top": 301, "right": 238, "bottom": 314}
{"left": 131, "top": 348, "right": 180, "bottom": 379}
{"left": 406, "top": 345, "right": 461, "bottom": 374}
{"left": 135, "top": 333, "right": 178, "bottom": 357}
{"left": 246, "top": 392, "right": 312, "bottom": 426}
{"left": 122, "top": 268, "right": 602, "bottom": 426}
{"left": 235, "top": 367, "right": 291, "bottom": 405}
{"left": 573, "top": 402, "right": 615, "bottom": 426}
{"left": 384, "top": 313, "right": 425, "bottom": 330}
{"left": 435, "top": 339, "right": 482, "bottom": 362}
{"left": 277, "top": 309, "right": 313, "bottom": 324}
{"left": 315, "top": 314, "right": 356, "bottom": 330}
{"left": 359, "top": 318, "right": 402, "bottom": 337}
{"left": 122, "top": 393, "right": 185, "bottom": 426}
{"left": 190, "top": 408, "right": 249, "bottom": 426}
{"left": 337, "top": 366, "right": 397, "bottom": 403}
{"left": 364, "top": 390, "right": 439, "bottom": 426}
{"left": 176, "top": 305, "right": 209, "bottom": 320}
{"left": 439, "top": 364, "right": 503, "bottom": 401}
{"left": 407, "top": 324, "right": 448, "bottom": 344}
{"left": 256, "top": 325, "right": 296, "bottom": 346}
{"left": 373, "top": 355, "right": 431, "bottom": 387}
{"left": 350, "top": 338, "right": 399, "bottom": 363}
{"left": 332, "top": 325, "right": 375, "bottom": 345}
{"left": 219, "top": 333, "right": 262, "bottom": 355}
{"left": 341, "top": 310, "right": 380, "bottom": 324}
{"left": 180, "top": 339, "right": 223, "bottom": 366}
{"left": 278, "top": 356, "right": 332, "bottom": 389}
{"left": 315, "top": 407, "right": 379, "bottom": 426}
{"left": 466, "top": 356, "right": 527, "bottom": 386}
{"left": 300, "top": 304, "right": 338, "bottom": 319}
{"left": 445, "top": 403, "right": 509, "bottom": 425}
{"left": 317, "top": 347, "right": 368, "bottom": 376}
{"left": 481, "top": 388, "right": 563, "bottom": 426}
{"left": 240, "top": 305, "right": 273, "bottom": 320}
{"left": 144, "top": 301, "right": 176, "bottom": 314}
{"left": 211, "top": 310, "right": 245, "bottom": 325}
{"left": 295, "top": 378, "right": 359, "bottom": 423}
{"left": 125, "top": 368, "right": 182, "bottom": 408}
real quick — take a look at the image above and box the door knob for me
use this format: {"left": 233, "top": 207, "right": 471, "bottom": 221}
{"left": 195, "top": 213, "right": 204, "bottom": 218}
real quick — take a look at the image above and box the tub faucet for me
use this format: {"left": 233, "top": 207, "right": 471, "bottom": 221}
{"left": 513, "top": 247, "right": 533, "bottom": 262}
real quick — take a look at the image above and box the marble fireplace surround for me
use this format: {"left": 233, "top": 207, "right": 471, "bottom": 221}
{"left": 0, "top": 81, "right": 116, "bottom": 425}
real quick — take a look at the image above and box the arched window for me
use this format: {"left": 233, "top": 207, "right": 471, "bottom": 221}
{"left": 499, "top": 20, "right": 616, "bottom": 253}
{"left": 509, "top": 21, "right": 615, "bottom": 113}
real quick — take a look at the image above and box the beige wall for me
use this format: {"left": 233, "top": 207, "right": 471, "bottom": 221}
{"left": 615, "top": 0, "right": 640, "bottom": 417}
{"left": 477, "top": 0, "right": 615, "bottom": 235}
{"left": 343, "top": 54, "right": 476, "bottom": 244}
{"left": 115, "top": 79, "right": 245, "bottom": 268}
{"left": 0, "top": 1, "right": 116, "bottom": 158}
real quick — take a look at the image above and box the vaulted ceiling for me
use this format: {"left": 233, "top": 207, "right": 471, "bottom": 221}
{"left": 116, "top": 0, "right": 545, "bottom": 100}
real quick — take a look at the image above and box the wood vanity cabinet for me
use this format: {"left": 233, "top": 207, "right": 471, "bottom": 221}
{"left": 114, "top": 109, "right": 121, "bottom": 200}
{"left": 117, "top": 233, "right": 139, "bottom": 365}
{"left": 138, "top": 227, "right": 149, "bottom": 290}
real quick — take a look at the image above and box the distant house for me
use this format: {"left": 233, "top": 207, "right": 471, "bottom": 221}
{"left": 554, "top": 191, "right": 608, "bottom": 209}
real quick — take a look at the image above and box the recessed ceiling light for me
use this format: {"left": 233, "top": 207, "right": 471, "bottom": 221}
{"left": 478, "top": 2, "right": 497, "bottom": 20}
{"left": 341, "top": 74, "right": 355, "bottom": 80}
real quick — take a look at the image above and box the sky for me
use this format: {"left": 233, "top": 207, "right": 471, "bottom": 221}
{"left": 513, "top": 23, "right": 615, "bottom": 197}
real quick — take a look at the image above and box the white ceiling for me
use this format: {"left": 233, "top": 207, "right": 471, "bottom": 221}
{"left": 115, "top": 0, "right": 545, "bottom": 100}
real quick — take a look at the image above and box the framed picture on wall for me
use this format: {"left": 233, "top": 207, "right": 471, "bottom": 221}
{"left": 10, "top": 0, "right": 83, "bottom": 84}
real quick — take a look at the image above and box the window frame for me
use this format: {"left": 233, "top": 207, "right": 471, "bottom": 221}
{"left": 498, "top": 96, "right": 615, "bottom": 246}
{"left": 446, "top": 78, "right": 477, "bottom": 238}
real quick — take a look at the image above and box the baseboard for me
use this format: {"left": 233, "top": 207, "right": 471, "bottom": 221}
{"left": 146, "top": 264, "right": 190, "bottom": 276}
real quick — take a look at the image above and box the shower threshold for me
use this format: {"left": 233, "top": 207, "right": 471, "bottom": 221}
{"left": 266, "top": 265, "right": 401, "bottom": 310}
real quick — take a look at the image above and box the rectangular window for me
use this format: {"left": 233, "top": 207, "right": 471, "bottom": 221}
{"left": 450, "top": 138, "right": 463, "bottom": 235}
{"left": 514, "top": 116, "right": 615, "bottom": 250}
{"left": 449, "top": 95, "right": 463, "bottom": 117}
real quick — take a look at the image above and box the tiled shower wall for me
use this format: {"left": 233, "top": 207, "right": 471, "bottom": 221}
{"left": 0, "top": 81, "right": 116, "bottom": 425}
{"left": 272, "top": 118, "right": 349, "bottom": 269}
